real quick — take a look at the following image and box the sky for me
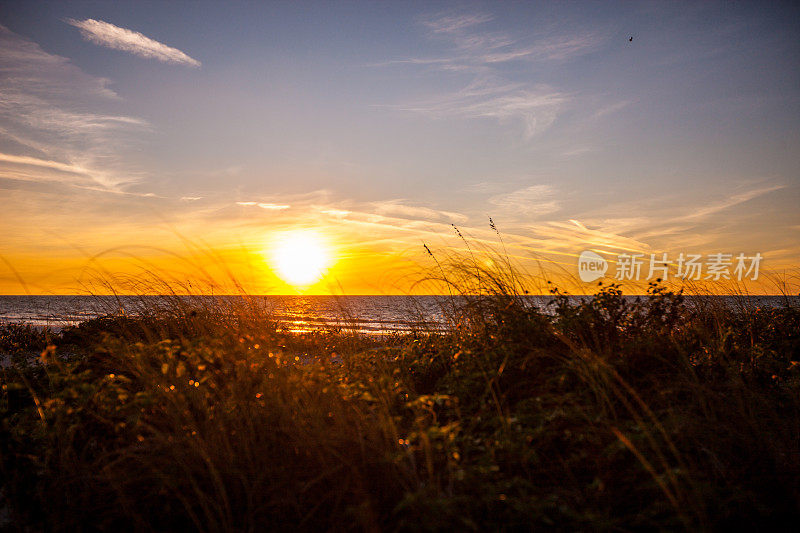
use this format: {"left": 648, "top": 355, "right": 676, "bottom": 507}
{"left": 0, "top": 1, "right": 798, "bottom": 295}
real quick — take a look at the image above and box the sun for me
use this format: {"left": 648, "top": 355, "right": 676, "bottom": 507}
{"left": 269, "top": 230, "right": 332, "bottom": 287}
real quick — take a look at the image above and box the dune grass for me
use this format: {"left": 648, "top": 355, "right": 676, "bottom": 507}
{"left": 1, "top": 264, "right": 799, "bottom": 531}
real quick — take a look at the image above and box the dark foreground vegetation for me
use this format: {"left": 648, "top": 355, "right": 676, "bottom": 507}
{"left": 1, "top": 284, "right": 799, "bottom": 531}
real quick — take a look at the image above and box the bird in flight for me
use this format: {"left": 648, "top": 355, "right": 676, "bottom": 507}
{"left": 629, "top": 36, "right": 633, "bottom": 42}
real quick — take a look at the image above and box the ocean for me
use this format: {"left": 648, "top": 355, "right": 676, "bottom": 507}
{"left": 0, "top": 295, "right": 456, "bottom": 333}
{"left": 0, "top": 294, "right": 797, "bottom": 333}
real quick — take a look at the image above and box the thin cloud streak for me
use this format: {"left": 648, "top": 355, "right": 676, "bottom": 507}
{"left": 377, "top": 12, "right": 597, "bottom": 138}
{"left": 236, "top": 201, "right": 291, "bottom": 210}
{"left": 67, "top": 18, "right": 201, "bottom": 67}
{"left": 315, "top": 205, "right": 649, "bottom": 267}
{"left": 565, "top": 183, "right": 791, "bottom": 255}
{"left": 371, "top": 200, "right": 468, "bottom": 224}
{"left": 421, "top": 13, "right": 494, "bottom": 35}
{"left": 410, "top": 12, "right": 601, "bottom": 68}
{"left": 680, "top": 185, "right": 785, "bottom": 220}
{"left": 583, "top": 184, "right": 786, "bottom": 237}
{"left": 201, "top": 188, "right": 647, "bottom": 269}
{"left": 389, "top": 78, "right": 567, "bottom": 137}
{"left": 0, "top": 24, "right": 118, "bottom": 99}
{"left": 489, "top": 184, "right": 560, "bottom": 217}
{"left": 0, "top": 25, "right": 149, "bottom": 191}
{"left": 0, "top": 152, "right": 134, "bottom": 190}
{"left": 592, "top": 100, "right": 631, "bottom": 119}
{"left": 0, "top": 153, "right": 91, "bottom": 176}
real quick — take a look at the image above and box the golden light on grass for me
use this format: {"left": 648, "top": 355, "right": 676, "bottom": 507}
{"left": 268, "top": 229, "right": 332, "bottom": 287}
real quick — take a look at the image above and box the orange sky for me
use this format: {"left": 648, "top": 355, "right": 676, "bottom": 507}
{"left": 1, "top": 4, "right": 798, "bottom": 295}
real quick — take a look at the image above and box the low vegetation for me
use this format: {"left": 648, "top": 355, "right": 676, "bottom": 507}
{"left": 1, "top": 277, "right": 799, "bottom": 531}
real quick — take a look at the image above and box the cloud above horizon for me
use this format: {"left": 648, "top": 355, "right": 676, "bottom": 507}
{"left": 236, "top": 201, "right": 291, "bottom": 210}
{"left": 66, "top": 18, "right": 201, "bottom": 67}
{"left": 0, "top": 24, "right": 148, "bottom": 191}
{"left": 390, "top": 78, "right": 567, "bottom": 138}
{"left": 489, "top": 184, "right": 561, "bottom": 218}
{"left": 377, "top": 12, "right": 599, "bottom": 139}
{"left": 418, "top": 11, "right": 600, "bottom": 66}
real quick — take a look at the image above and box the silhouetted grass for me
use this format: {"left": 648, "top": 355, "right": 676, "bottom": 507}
{"left": 1, "top": 266, "right": 799, "bottom": 530}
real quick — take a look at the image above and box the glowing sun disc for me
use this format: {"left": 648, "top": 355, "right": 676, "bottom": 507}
{"left": 270, "top": 230, "right": 331, "bottom": 286}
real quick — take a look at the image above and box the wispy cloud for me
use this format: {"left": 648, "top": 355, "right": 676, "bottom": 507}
{"left": 0, "top": 152, "right": 133, "bottom": 190}
{"left": 680, "top": 185, "right": 784, "bottom": 220}
{"left": 566, "top": 182, "right": 791, "bottom": 253}
{"left": 66, "top": 18, "right": 201, "bottom": 67}
{"left": 421, "top": 13, "right": 494, "bottom": 35}
{"left": 0, "top": 153, "right": 91, "bottom": 176}
{"left": 489, "top": 184, "right": 560, "bottom": 217}
{"left": 592, "top": 100, "right": 630, "bottom": 119}
{"left": 377, "top": 12, "right": 599, "bottom": 138}
{"left": 466, "top": 181, "right": 507, "bottom": 193}
{"left": 411, "top": 11, "right": 600, "bottom": 68}
{"left": 514, "top": 219, "right": 654, "bottom": 261}
{"left": 585, "top": 183, "right": 786, "bottom": 235}
{"left": 371, "top": 200, "right": 468, "bottom": 224}
{"left": 559, "top": 146, "right": 598, "bottom": 158}
{"left": 0, "top": 25, "right": 148, "bottom": 191}
{"left": 0, "top": 25, "right": 117, "bottom": 98}
{"left": 315, "top": 205, "right": 465, "bottom": 242}
{"left": 385, "top": 77, "right": 567, "bottom": 138}
{"left": 223, "top": 193, "right": 471, "bottom": 242}
{"left": 304, "top": 196, "right": 650, "bottom": 273}
{"left": 237, "top": 201, "right": 291, "bottom": 210}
